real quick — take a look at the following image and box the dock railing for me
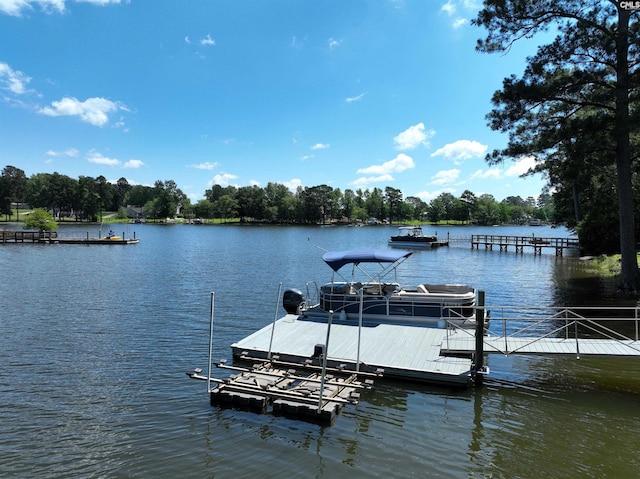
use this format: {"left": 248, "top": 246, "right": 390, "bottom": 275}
{"left": 444, "top": 305, "right": 640, "bottom": 357}
{"left": 470, "top": 234, "right": 579, "bottom": 255}
{"left": 0, "top": 230, "right": 58, "bottom": 243}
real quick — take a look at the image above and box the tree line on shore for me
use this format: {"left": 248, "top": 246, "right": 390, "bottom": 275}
{"left": 0, "top": 165, "right": 552, "bottom": 227}
{"left": 4, "top": 3, "right": 640, "bottom": 287}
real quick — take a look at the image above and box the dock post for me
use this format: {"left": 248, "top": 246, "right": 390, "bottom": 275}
{"left": 267, "top": 283, "right": 283, "bottom": 360}
{"left": 473, "top": 290, "right": 485, "bottom": 385}
{"left": 208, "top": 292, "right": 215, "bottom": 394}
{"left": 318, "top": 311, "right": 334, "bottom": 415}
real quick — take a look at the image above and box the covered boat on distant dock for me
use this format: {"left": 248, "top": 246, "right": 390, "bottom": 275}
{"left": 283, "top": 248, "right": 477, "bottom": 328}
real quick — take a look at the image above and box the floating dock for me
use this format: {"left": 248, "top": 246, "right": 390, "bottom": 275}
{"left": 188, "top": 358, "right": 379, "bottom": 425}
{"left": 190, "top": 294, "right": 640, "bottom": 424}
{"left": 231, "top": 315, "right": 474, "bottom": 386}
{"left": 56, "top": 236, "right": 139, "bottom": 245}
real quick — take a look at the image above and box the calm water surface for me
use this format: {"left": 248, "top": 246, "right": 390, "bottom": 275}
{"left": 1, "top": 224, "right": 639, "bottom": 478}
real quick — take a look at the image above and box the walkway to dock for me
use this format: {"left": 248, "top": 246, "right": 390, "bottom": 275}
{"left": 0, "top": 230, "right": 57, "bottom": 243}
{"left": 470, "top": 234, "right": 579, "bottom": 255}
{"left": 442, "top": 305, "right": 640, "bottom": 359}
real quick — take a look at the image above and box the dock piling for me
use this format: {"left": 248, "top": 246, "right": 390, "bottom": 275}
{"left": 473, "top": 290, "right": 485, "bottom": 385}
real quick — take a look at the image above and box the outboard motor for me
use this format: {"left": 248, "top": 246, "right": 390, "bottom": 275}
{"left": 283, "top": 288, "right": 305, "bottom": 314}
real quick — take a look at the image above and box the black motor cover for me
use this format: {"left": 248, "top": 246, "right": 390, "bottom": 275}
{"left": 283, "top": 288, "right": 305, "bottom": 314}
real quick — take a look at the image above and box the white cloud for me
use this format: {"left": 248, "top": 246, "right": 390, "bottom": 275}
{"left": 357, "top": 153, "right": 415, "bottom": 175}
{"left": 470, "top": 168, "right": 502, "bottom": 180}
{"left": 283, "top": 178, "right": 302, "bottom": 192}
{"left": 290, "top": 35, "right": 308, "bottom": 49}
{"left": 212, "top": 173, "right": 237, "bottom": 186}
{"left": 414, "top": 188, "right": 456, "bottom": 202}
{"left": 184, "top": 36, "right": 191, "bottom": 44}
{"left": 440, "top": 1, "right": 455, "bottom": 15}
{"left": 188, "top": 161, "right": 219, "bottom": 170}
{"left": 249, "top": 179, "right": 261, "bottom": 187}
{"left": 328, "top": 37, "right": 341, "bottom": 50}
{"left": 345, "top": 92, "right": 366, "bottom": 103}
{"left": 123, "top": 159, "right": 144, "bottom": 168}
{"left": 87, "top": 150, "right": 120, "bottom": 166}
{"left": 394, "top": 122, "right": 435, "bottom": 150}
{"left": 311, "top": 143, "right": 330, "bottom": 150}
{"left": 430, "top": 169, "right": 460, "bottom": 186}
{"left": 0, "top": 0, "right": 122, "bottom": 16}
{"left": 505, "top": 155, "right": 537, "bottom": 177}
{"left": 0, "top": 62, "right": 32, "bottom": 95}
{"left": 38, "top": 96, "right": 123, "bottom": 126}
{"left": 440, "top": 0, "right": 475, "bottom": 29}
{"left": 350, "top": 174, "right": 395, "bottom": 186}
{"left": 452, "top": 18, "right": 468, "bottom": 29}
{"left": 46, "top": 147, "right": 78, "bottom": 157}
{"left": 200, "top": 34, "right": 215, "bottom": 46}
{"left": 0, "top": 0, "right": 63, "bottom": 15}
{"left": 430, "top": 139, "right": 488, "bottom": 162}
{"left": 300, "top": 155, "right": 314, "bottom": 161}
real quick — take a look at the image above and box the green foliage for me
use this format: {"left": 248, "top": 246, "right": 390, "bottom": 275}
{"left": 24, "top": 208, "right": 57, "bottom": 231}
{"left": 474, "top": 0, "right": 640, "bottom": 289}
{"left": 116, "top": 207, "right": 128, "bottom": 220}
{"left": 1, "top": 165, "right": 552, "bottom": 226}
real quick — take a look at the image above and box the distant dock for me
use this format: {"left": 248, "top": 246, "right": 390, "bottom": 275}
{"left": 471, "top": 234, "right": 579, "bottom": 255}
{"left": 0, "top": 230, "right": 139, "bottom": 245}
{"left": 57, "top": 232, "right": 139, "bottom": 245}
{"left": 0, "top": 231, "right": 58, "bottom": 243}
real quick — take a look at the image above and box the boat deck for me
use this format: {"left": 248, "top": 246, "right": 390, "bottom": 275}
{"left": 388, "top": 240, "right": 449, "bottom": 248}
{"left": 231, "top": 315, "right": 473, "bottom": 386}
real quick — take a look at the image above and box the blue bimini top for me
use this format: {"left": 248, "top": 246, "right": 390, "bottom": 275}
{"left": 322, "top": 248, "right": 412, "bottom": 272}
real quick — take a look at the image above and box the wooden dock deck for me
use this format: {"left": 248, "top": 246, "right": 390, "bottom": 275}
{"left": 471, "top": 234, "right": 579, "bottom": 255}
{"left": 231, "top": 315, "right": 474, "bottom": 386}
{"left": 0, "top": 230, "right": 138, "bottom": 245}
{"left": 0, "top": 231, "right": 58, "bottom": 243}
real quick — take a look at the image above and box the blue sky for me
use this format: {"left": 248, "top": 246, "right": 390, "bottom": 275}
{"left": 0, "top": 0, "right": 549, "bottom": 203}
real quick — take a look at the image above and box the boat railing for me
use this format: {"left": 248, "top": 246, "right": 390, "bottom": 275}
{"left": 314, "top": 287, "right": 476, "bottom": 320}
{"left": 443, "top": 305, "right": 640, "bottom": 354}
{"left": 304, "top": 281, "right": 320, "bottom": 308}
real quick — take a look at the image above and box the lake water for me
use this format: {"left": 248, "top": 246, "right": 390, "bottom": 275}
{"left": 1, "top": 223, "right": 639, "bottom": 478}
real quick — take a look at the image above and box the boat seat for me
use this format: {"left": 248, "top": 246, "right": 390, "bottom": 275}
{"left": 382, "top": 284, "right": 399, "bottom": 295}
{"left": 417, "top": 285, "right": 429, "bottom": 294}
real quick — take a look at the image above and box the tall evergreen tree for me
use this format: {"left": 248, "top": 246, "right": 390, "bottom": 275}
{"left": 474, "top": 1, "right": 640, "bottom": 290}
